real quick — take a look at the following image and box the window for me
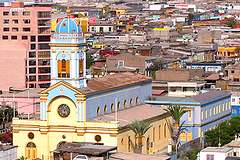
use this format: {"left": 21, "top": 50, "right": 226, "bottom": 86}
{"left": 38, "top": 67, "right": 50, "bottom": 74}
{"left": 104, "top": 105, "right": 107, "bottom": 113}
{"left": 231, "top": 70, "right": 234, "bottom": 74}
{"left": 153, "top": 127, "right": 155, "bottom": 141}
{"left": 130, "top": 98, "right": 132, "bottom": 105}
{"left": 117, "top": 60, "right": 124, "bottom": 68}
{"left": 201, "top": 111, "right": 204, "bottom": 120}
{"left": 3, "top": 27, "right": 9, "bottom": 31}
{"left": 2, "top": 36, "right": 8, "bottom": 40}
{"left": 3, "top": 19, "right": 9, "bottom": 24}
{"left": 58, "top": 59, "right": 70, "bottom": 78}
{"left": 79, "top": 59, "right": 84, "bottom": 77}
{"left": 91, "top": 27, "right": 95, "bottom": 32}
{"left": 109, "top": 27, "right": 112, "bottom": 32}
{"left": 12, "top": 27, "right": 19, "bottom": 32}
{"left": 3, "top": 12, "right": 9, "bottom": 16}
{"left": 232, "top": 98, "right": 236, "bottom": 102}
{"left": 38, "top": 35, "right": 50, "bottom": 42}
{"left": 136, "top": 97, "right": 139, "bottom": 104}
{"left": 23, "top": 19, "right": 30, "bottom": 24}
{"left": 11, "top": 36, "right": 17, "bottom": 40}
{"left": 23, "top": 11, "right": 30, "bottom": 16}
{"left": 29, "top": 52, "right": 36, "bottom": 58}
{"left": 97, "top": 107, "right": 101, "bottom": 115}
{"left": 29, "top": 68, "right": 36, "bottom": 74}
{"left": 206, "top": 154, "right": 214, "bottom": 160}
{"left": 29, "top": 76, "right": 36, "bottom": 81}
{"left": 38, "top": 51, "right": 50, "bottom": 58}
{"left": 38, "top": 11, "right": 51, "bottom": 18}
{"left": 99, "top": 27, "right": 104, "bottom": 32}
{"left": 111, "top": 103, "right": 114, "bottom": 112}
{"left": 31, "top": 44, "right": 36, "bottom": 50}
{"left": 164, "top": 123, "right": 167, "bottom": 138}
{"left": 128, "top": 136, "right": 131, "bottom": 152}
{"left": 22, "top": 36, "right": 28, "bottom": 40}
{"left": 12, "top": 11, "right": 18, "bottom": 16}
{"left": 12, "top": 19, "right": 18, "bottom": 24}
{"left": 159, "top": 125, "right": 161, "bottom": 140}
{"left": 38, "top": 44, "right": 50, "bottom": 50}
{"left": 124, "top": 100, "right": 127, "bottom": 108}
{"left": 25, "top": 142, "right": 37, "bottom": 160}
{"left": 188, "top": 110, "right": 192, "bottom": 121}
{"left": 29, "top": 60, "right": 36, "bottom": 66}
{"left": 31, "top": 36, "right": 36, "bottom": 42}
{"left": 23, "top": 28, "right": 31, "bottom": 32}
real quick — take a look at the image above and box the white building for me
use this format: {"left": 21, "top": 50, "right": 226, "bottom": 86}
{"left": 225, "top": 135, "right": 240, "bottom": 157}
{"left": 200, "top": 147, "right": 233, "bottom": 160}
{"left": 167, "top": 81, "right": 205, "bottom": 97}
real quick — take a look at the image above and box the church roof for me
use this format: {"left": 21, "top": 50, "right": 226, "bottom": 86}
{"left": 84, "top": 72, "right": 152, "bottom": 96}
{"left": 55, "top": 18, "right": 82, "bottom": 34}
{"left": 40, "top": 72, "right": 151, "bottom": 97}
{"left": 93, "top": 104, "right": 168, "bottom": 128}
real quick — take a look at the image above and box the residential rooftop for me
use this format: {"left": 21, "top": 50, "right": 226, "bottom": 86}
{"left": 201, "top": 147, "right": 232, "bottom": 153}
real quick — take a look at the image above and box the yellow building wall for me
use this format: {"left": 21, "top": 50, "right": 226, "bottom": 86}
{"left": 12, "top": 96, "right": 118, "bottom": 160}
{"left": 117, "top": 116, "right": 171, "bottom": 154}
{"left": 116, "top": 9, "right": 126, "bottom": 16}
{"left": 51, "top": 19, "right": 57, "bottom": 32}
{"left": 76, "top": 17, "right": 88, "bottom": 33}
{"left": 218, "top": 47, "right": 240, "bottom": 57}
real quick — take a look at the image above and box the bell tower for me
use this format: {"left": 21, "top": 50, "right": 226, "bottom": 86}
{"left": 50, "top": 11, "right": 86, "bottom": 88}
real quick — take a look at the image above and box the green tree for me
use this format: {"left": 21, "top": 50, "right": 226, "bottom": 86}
{"left": 205, "top": 116, "right": 240, "bottom": 146}
{"left": 129, "top": 120, "right": 151, "bottom": 153}
{"left": 17, "top": 156, "right": 26, "bottom": 160}
{"left": 226, "top": 20, "right": 237, "bottom": 28}
{"left": 164, "top": 105, "right": 187, "bottom": 128}
{"left": 86, "top": 52, "right": 94, "bottom": 69}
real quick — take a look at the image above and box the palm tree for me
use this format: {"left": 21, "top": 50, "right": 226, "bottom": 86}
{"left": 17, "top": 156, "right": 26, "bottom": 160}
{"left": 164, "top": 105, "right": 187, "bottom": 154}
{"left": 129, "top": 120, "right": 151, "bottom": 154}
{"left": 164, "top": 105, "right": 187, "bottom": 129}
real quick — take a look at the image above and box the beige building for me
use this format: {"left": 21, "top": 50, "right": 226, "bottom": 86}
{"left": 94, "top": 104, "right": 171, "bottom": 154}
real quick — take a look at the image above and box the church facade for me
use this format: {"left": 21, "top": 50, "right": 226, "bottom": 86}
{"left": 12, "top": 12, "right": 154, "bottom": 160}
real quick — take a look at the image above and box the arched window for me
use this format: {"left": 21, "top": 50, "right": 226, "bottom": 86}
{"left": 104, "top": 105, "right": 107, "bottom": 113}
{"left": 153, "top": 127, "right": 155, "bottom": 141}
{"left": 164, "top": 123, "right": 167, "bottom": 138}
{"left": 124, "top": 100, "right": 127, "bottom": 109}
{"left": 136, "top": 97, "right": 139, "bottom": 104}
{"left": 128, "top": 136, "right": 131, "bottom": 152}
{"left": 79, "top": 59, "right": 84, "bottom": 77}
{"left": 97, "top": 107, "right": 101, "bottom": 115}
{"left": 58, "top": 59, "right": 70, "bottom": 78}
{"left": 25, "top": 142, "right": 37, "bottom": 160}
{"left": 117, "top": 101, "right": 120, "bottom": 111}
{"left": 130, "top": 98, "right": 133, "bottom": 105}
{"left": 111, "top": 103, "right": 114, "bottom": 112}
{"left": 159, "top": 125, "right": 161, "bottom": 140}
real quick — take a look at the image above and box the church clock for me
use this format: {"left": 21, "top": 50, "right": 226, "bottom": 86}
{"left": 57, "top": 104, "right": 70, "bottom": 117}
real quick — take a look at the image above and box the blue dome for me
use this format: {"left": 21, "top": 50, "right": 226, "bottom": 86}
{"left": 56, "top": 18, "right": 82, "bottom": 34}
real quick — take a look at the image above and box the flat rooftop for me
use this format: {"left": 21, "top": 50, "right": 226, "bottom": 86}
{"left": 201, "top": 147, "right": 232, "bottom": 153}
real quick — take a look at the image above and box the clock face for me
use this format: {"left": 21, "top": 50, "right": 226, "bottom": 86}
{"left": 58, "top": 104, "right": 70, "bottom": 118}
